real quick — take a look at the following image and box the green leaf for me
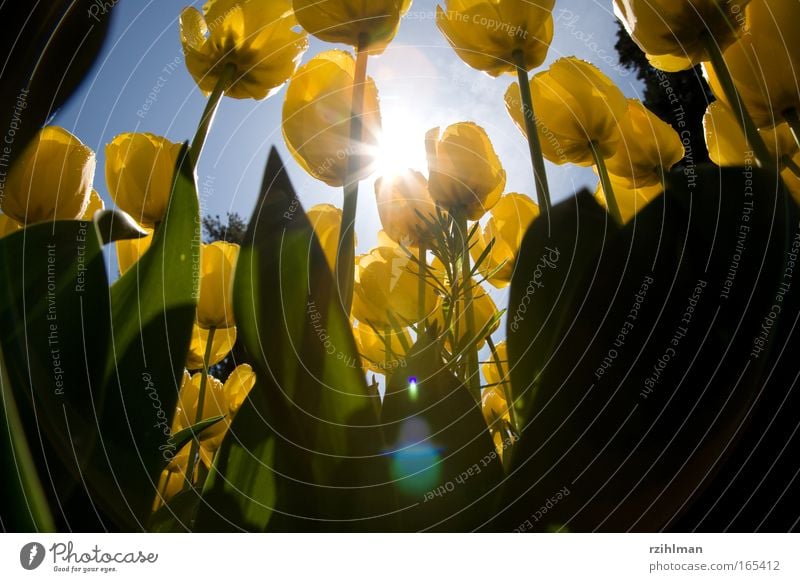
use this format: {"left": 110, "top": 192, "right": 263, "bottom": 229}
{"left": 94, "top": 208, "right": 150, "bottom": 244}
{"left": 498, "top": 165, "right": 798, "bottom": 531}
{"left": 382, "top": 333, "right": 504, "bottom": 531}
{"left": 506, "top": 189, "right": 613, "bottom": 426}
{"left": 0, "top": 219, "right": 112, "bottom": 527}
{"left": 0, "top": 343, "right": 55, "bottom": 532}
{"left": 197, "top": 148, "right": 385, "bottom": 531}
{"left": 91, "top": 143, "right": 199, "bottom": 527}
{"left": 170, "top": 415, "right": 225, "bottom": 452}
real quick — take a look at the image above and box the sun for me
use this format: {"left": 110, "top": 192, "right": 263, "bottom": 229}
{"left": 372, "top": 106, "right": 431, "bottom": 179}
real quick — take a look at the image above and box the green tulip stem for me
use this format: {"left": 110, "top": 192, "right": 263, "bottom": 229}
{"left": 512, "top": 49, "right": 552, "bottom": 219}
{"left": 487, "top": 335, "right": 517, "bottom": 433}
{"left": 703, "top": 35, "right": 775, "bottom": 171}
{"left": 784, "top": 108, "right": 800, "bottom": 153}
{"left": 189, "top": 62, "right": 236, "bottom": 169}
{"left": 591, "top": 142, "right": 623, "bottom": 226}
{"left": 336, "top": 35, "right": 370, "bottom": 316}
{"left": 454, "top": 206, "right": 480, "bottom": 401}
{"left": 184, "top": 325, "right": 217, "bottom": 491}
{"left": 417, "top": 240, "right": 428, "bottom": 328}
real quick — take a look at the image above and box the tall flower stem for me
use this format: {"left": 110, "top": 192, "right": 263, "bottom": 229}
{"left": 417, "top": 240, "right": 428, "bottom": 327}
{"left": 336, "top": 35, "right": 369, "bottom": 315}
{"left": 454, "top": 206, "right": 480, "bottom": 402}
{"left": 703, "top": 36, "right": 775, "bottom": 170}
{"left": 591, "top": 142, "right": 623, "bottom": 225}
{"left": 189, "top": 62, "right": 236, "bottom": 169}
{"left": 784, "top": 108, "right": 800, "bottom": 153}
{"left": 512, "top": 49, "right": 551, "bottom": 219}
{"left": 184, "top": 326, "right": 216, "bottom": 490}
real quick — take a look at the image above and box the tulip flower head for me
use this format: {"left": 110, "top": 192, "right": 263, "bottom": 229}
{"left": 703, "top": 0, "right": 800, "bottom": 128}
{"left": 293, "top": 0, "right": 411, "bottom": 55}
{"left": 106, "top": 133, "right": 183, "bottom": 228}
{"left": 482, "top": 341, "right": 509, "bottom": 397}
{"left": 352, "top": 236, "right": 438, "bottom": 327}
{"left": 2, "top": 126, "right": 95, "bottom": 225}
{"left": 197, "top": 241, "right": 240, "bottom": 329}
{"left": 353, "top": 322, "right": 411, "bottom": 375}
{"left": 614, "top": 0, "right": 751, "bottom": 72}
{"left": 703, "top": 100, "right": 800, "bottom": 202}
{"left": 186, "top": 324, "right": 237, "bottom": 370}
{"left": 471, "top": 193, "right": 539, "bottom": 288}
{"left": 431, "top": 281, "right": 499, "bottom": 349}
{"left": 307, "top": 203, "right": 351, "bottom": 272}
{"left": 704, "top": 101, "right": 798, "bottom": 166}
{"left": 426, "top": 122, "right": 506, "bottom": 220}
{"left": 375, "top": 169, "right": 438, "bottom": 247}
{"left": 175, "top": 371, "right": 228, "bottom": 451}
{"left": 282, "top": 50, "right": 382, "bottom": 187}
{"left": 605, "top": 99, "right": 685, "bottom": 187}
{"left": 595, "top": 177, "right": 664, "bottom": 225}
{"left": 506, "top": 57, "right": 628, "bottom": 166}
{"left": 224, "top": 364, "right": 256, "bottom": 415}
{"left": 437, "top": 0, "right": 555, "bottom": 76}
{"left": 116, "top": 229, "right": 153, "bottom": 275}
{"left": 180, "top": 0, "right": 309, "bottom": 100}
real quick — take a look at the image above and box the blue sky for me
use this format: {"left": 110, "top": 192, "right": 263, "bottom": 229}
{"left": 55, "top": 0, "right": 643, "bottom": 346}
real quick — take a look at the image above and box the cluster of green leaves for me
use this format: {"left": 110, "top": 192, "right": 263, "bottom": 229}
{"left": 1, "top": 145, "right": 201, "bottom": 530}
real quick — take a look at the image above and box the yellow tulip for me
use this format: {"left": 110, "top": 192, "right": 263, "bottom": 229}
{"left": 352, "top": 238, "right": 437, "bottom": 327}
{"left": 614, "top": 0, "right": 751, "bottom": 72}
{"left": 431, "top": 282, "right": 499, "bottom": 349}
{"left": 704, "top": 101, "right": 798, "bottom": 166}
{"left": 1, "top": 126, "right": 95, "bottom": 224}
{"left": 353, "top": 322, "right": 411, "bottom": 375}
{"left": 506, "top": 57, "right": 628, "bottom": 166}
{"left": 782, "top": 153, "right": 800, "bottom": 205}
{"left": 186, "top": 324, "right": 237, "bottom": 370}
{"left": 198, "top": 241, "right": 240, "bottom": 329}
{"left": 703, "top": 0, "right": 800, "bottom": 128}
{"left": 105, "top": 133, "right": 183, "bottom": 227}
{"left": 0, "top": 214, "right": 21, "bottom": 238}
{"left": 471, "top": 193, "right": 539, "bottom": 288}
{"left": 153, "top": 440, "right": 214, "bottom": 509}
{"left": 374, "top": 169, "right": 438, "bottom": 246}
{"left": 180, "top": 0, "right": 308, "bottom": 100}
{"left": 481, "top": 386, "right": 510, "bottom": 427}
{"left": 482, "top": 340, "right": 509, "bottom": 393}
{"left": 307, "top": 203, "right": 351, "bottom": 272}
{"left": 605, "top": 100, "right": 685, "bottom": 187}
{"left": 224, "top": 364, "right": 256, "bottom": 415}
{"left": 436, "top": 0, "right": 554, "bottom": 76}
{"left": 282, "top": 50, "right": 382, "bottom": 187}
{"left": 426, "top": 122, "right": 506, "bottom": 220}
{"left": 595, "top": 177, "right": 664, "bottom": 225}
{"left": 175, "top": 372, "right": 228, "bottom": 451}
{"left": 116, "top": 229, "right": 153, "bottom": 275}
{"left": 82, "top": 189, "right": 105, "bottom": 220}
{"left": 154, "top": 447, "right": 191, "bottom": 509}
{"left": 293, "top": 0, "right": 411, "bottom": 55}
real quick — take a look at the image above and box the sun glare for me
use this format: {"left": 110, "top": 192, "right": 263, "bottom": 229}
{"left": 373, "top": 107, "right": 431, "bottom": 179}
